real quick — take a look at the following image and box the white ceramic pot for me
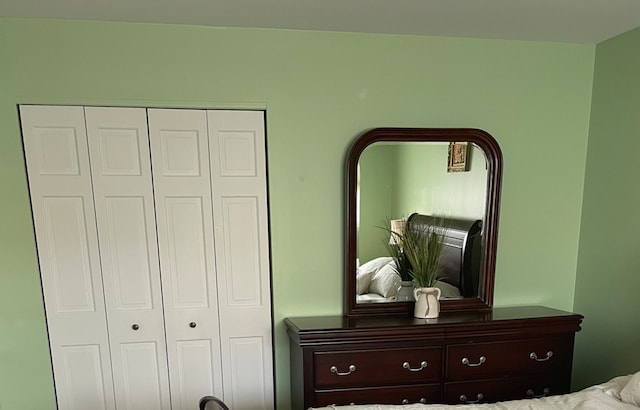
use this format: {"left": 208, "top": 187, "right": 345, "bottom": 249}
{"left": 413, "top": 287, "right": 441, "bottom": 319}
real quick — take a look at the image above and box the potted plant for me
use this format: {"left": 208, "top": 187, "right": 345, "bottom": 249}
{"left": 401, "top": 217, "right": 447, "bottom": 318}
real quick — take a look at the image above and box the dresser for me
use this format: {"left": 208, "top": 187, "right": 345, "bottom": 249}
{"left": 285, "top": 306, "right": 582, "bottom": 409}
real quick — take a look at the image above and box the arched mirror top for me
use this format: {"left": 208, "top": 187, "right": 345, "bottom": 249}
{"left": 346, "top": 128, "right": 503, "bottom": 316}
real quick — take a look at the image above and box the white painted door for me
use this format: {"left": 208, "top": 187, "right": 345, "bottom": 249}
{"left": 22, "top": 106, "right": 274, "bottom": 410}
{"left": 147, "top": 108, "right": 225, "bottom": 409}
{"left": 84, "top": 107, "right": 171, "bottom": 410}
{"left": 20, "top": 105, "right": 117, "bottom": 410}
{"left": 208, "top": 110, "right": 274, "bottom": 410}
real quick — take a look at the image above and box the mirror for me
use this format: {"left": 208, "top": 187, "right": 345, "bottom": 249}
{"left": 346, "top": 128, "right": 502, "bottom": 316}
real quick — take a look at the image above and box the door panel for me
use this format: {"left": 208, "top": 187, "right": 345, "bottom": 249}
{"left": 148, "top": 108, "right": 224, "bottom": 409}
{"left": 103, "top": 196, "right": 155, "bottom": 309}
{"left": 42, "top": 196, "right": 98, "bottom": 312}
{"left": 95, "top": 127, "right": 143, "bottom": 176}
{"left": 164, "top": 197, "right": 210, "bottom": 309}
{"left": 20, "top": 105, "right": 116, "bottom": 410}
{"left": 228, "top": 336, "right": 269, "bottom": 408}
{"left": 85, "top": 107, "right": 171, "bottom": 410}
{"left": 119, "top": 342, "right": 166, "bottom": 410}
{"left": 208, "top": 110, "right": 274, "bottom": 410}
{"left": 60, "top": 345, "right": 111, "bottom": 410}
{"left": 175, "top": 340, "right": 217, "bottom": 409}
{"left": 215, "top": 130, "right": 258, "bottom": 177}
{"left": 219, "top": 196, "right": 263, "bottom": 306}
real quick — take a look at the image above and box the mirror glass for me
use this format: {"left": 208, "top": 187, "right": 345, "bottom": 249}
{"left": 345, "top": 128, "right": 502, "bottom": 316}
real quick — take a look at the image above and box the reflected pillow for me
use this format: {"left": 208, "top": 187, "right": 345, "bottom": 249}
{"left": 369, "top": 262, "right": 401, "bottom": 298}
{"left": 358, "top": 257, "right": 393, "bottom": 275}
{"left": 356, "top": 269, "right": 374, "bottom": 295}
{"left": 435, "top": 280, "right": 462, "bottom": 298}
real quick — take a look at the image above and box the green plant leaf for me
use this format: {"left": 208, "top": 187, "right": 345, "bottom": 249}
{"left": 402, "top": 217, "right": 446, "bottom": 288}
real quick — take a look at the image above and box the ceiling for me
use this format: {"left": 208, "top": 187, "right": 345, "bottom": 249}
{"left": 2, "top": 0, "right": 640, "bottom": 44}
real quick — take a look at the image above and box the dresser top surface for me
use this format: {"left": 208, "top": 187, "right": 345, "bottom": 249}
{"left": 285, "top": 306, "right": 582, "bottom": 336}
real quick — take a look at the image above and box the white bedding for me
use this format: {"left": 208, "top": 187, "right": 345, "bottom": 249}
{"left": 311, "top": 372, "right": 640, "bottom": 410}
{"left": 356, "top": 257, "right": 461, "bottom": 302}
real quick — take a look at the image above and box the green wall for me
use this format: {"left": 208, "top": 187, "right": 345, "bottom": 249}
{"left": 0, "top": 18, "right": 594, "bottom": 409}
{"left": 573, "top": 27, "right": 640, "bottom": 389}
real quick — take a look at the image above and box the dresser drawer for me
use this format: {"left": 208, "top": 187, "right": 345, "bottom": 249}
{"left": 447, "top": 337, "right": 572, "bottom": 380}
{"left": 315, "top": 384, "right": 442, "bottom": 406}
{"left": 314, "top": 347, "right": 442, "bottom": 388}
{"left": 444, "top": 375, "right": 569, "bottom": 404}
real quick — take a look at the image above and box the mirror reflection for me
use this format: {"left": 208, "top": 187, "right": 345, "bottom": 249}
{"left": 355, "top": 142, "right": 488, "bottom": 304}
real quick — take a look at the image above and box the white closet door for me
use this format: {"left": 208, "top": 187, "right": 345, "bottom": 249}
{"left": 207, "top": 110, "right": 274, "bottom": 410}
{"left": 20, "top": 105, "right": 117, "bottom": 410}
{"left": 84, "top": 107, "right": 171, "bottom": 410}
{"left": 147, "top": 108, "right": 224, "bottom": 409}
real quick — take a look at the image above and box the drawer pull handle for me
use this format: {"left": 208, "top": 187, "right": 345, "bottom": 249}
{"left": 402, "top": 360, "right": 428, "bottom": 372}
{"left": 401, "top": 398, "right": 427, "bottom": 404}
{"left": 527, "top": 387, "right": 550, "bottom": 398}
{"left": 330, "top": 364, "right": 356, "bottom": 376}
{"left": 460, "top": 393, "right": 484, "bottom": 404}
{"left": 530, "top": 351, "right": 553, "bottom": 362}
{"left": 461, "top": 356, "right": 486, "bottom": 367}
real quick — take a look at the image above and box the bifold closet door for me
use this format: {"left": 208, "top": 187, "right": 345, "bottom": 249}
{"left": 208, "top": 110, "right": 274, "bottom": 410}
{"left": 22, "top": 105, "right": 274, "bottom": 410}
{"left": 147, "top": 109, "right": 224, "bottom": 409}
{"left": 148, "top": 109, "right": 275, "bottom": 410}
{"left": 84, "top": 107, "right": 171, "bottom": 410}
{"left": 20, "top": 105, "right": 117, "bottom": 410}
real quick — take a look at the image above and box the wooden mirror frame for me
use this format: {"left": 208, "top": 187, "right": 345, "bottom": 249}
{"left": 345, "top": 128, "right": 503, "bottom": 316}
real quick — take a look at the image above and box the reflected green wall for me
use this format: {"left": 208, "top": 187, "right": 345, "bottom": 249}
{"left": 358, "top": 145, "right": 396, "bottom": 263}
{"left": 357, "top": 143, "right": 487, "bottom": 263}
{"left": 573, "top": 27, "right": 640, "bottom": 389}
{"left": 0, "top": 18, "right": 594, "bottom": 409}
{"left": 394, "top": 144, "right": 487, "bottom": 219}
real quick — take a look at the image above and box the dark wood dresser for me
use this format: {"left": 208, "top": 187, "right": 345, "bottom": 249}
{"left": 285, "top": 306, "right": 582, "bottom": 409}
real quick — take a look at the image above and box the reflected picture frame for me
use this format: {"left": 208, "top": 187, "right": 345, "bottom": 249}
{"left": 448, "top": 141, "right": 469, "bottom": 172}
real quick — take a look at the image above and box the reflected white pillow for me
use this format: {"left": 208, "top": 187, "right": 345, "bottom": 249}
{"left": 356, "top": 269, "right": 374, "bottom": 295}
{"left": 358, "top": 257, "right": 393, "bottom": 275}
{"left": 621, "top": 371, "right": 640, "bottom": 405}
{"left": 369, "top": 263, "right": 401, "bottom": 298}
{"left": 435, "top": 280, "right": 462, "bottom": 298}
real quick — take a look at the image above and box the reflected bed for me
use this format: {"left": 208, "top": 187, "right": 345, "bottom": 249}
{"left": 356, "top": 257, "right": 461, "bottom": 303}
{"left": 356, "top": 214, "right": 482, "bottom": 303}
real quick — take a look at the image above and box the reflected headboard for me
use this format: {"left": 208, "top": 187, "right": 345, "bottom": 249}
{"left": 407, "top": 213, "right": 482, "bottom": 297}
